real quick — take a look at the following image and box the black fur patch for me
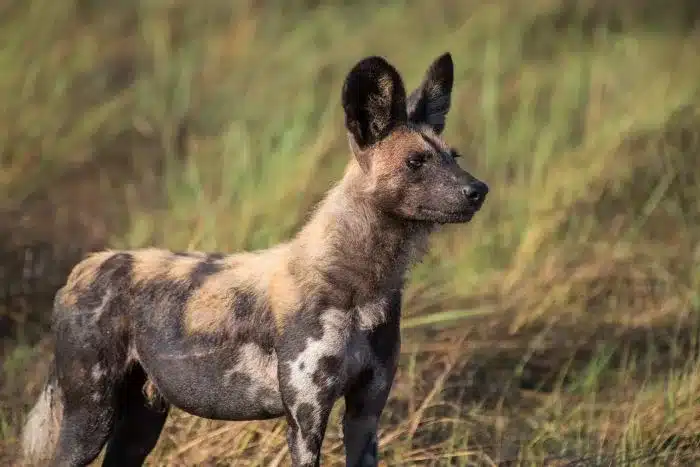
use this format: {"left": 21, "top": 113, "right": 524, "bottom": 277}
{"left": 342, "top": 55, "right": 408, "bottom": 150}
{"left": 53, "top": 252, "right": 135, "bottom": 409}
{"left": 230, "top": 289, "right": 276, "bottom": 352}
{"left": 368, "top": 290, "right": 402, "bottom": 366}
{"left": 406, "top": 52, "right": 454, "bottom": 134}
{"left": 172, "top": 251, "right": 200, "bottom": 258}
{"left": 73, "top": 252, "right": 134, "bottom": 310}
{"left": 312, "top": 355, "right": 343, "bottom": 392}
{"left": 283, "top": 384, "right": 298, "bottom": 413}
{"left": 305, "top": 432, "right": 324, "bottom": 466}
{"left": 277, "top": 302, "right": 326, "bottom": 364}
{"left": 296, "top": 402, "right": 316, "bottom": 434}
{"left": 189, "top": 256, "right": 224, "bottom": 287}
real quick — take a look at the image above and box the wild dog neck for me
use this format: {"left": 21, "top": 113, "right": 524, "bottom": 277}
{"left": 291, "top": 162, "right": 432, "bottom": 302}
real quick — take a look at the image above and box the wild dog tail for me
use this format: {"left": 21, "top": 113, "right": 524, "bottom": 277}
{"left": 21, "top": 366, "right": 63, "bottom": 466}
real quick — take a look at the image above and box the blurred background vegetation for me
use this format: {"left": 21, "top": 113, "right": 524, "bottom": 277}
{"left": 1, "top": 0, "right": 699, "bottom": 465}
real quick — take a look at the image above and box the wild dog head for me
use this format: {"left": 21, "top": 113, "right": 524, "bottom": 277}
{"left": 342, "top": 52, "right": 488, "bottom": 224}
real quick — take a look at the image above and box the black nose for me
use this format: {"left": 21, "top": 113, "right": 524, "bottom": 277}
{"left": 462, "top": 181, "right": 488, "bottom": 206}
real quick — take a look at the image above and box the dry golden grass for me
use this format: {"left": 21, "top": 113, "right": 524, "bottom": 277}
{"left": 1, "top": 0, "right": 700, "bottom": 465}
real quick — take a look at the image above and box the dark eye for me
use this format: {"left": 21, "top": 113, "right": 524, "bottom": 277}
{"left": 450, "top": 149, "right": 461, "bottom": 159}
{"left": 406, "top": 154, "right": 426, "bottom": 170}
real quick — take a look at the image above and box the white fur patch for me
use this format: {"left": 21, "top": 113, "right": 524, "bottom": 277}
{"left": 281, "top": 306, "right": 396, "bottom": 464}
{"left": 223, "top": 342, "right": 280, "bottom": 405}
{"left": 21, "top": 383, "right": 63, "bottom": 466}
{"left": 90, "top": 289, "right": 113, "bottom": 323}
{"left": 355, "top": 296, "right": 389, "bottom": 330}
{"left": 287, "top": 310, "right": 349, "bottom": 399}
{"left": 286, "top": 309, "right": 351, "bottom": 462}
{"left": 91, "top": 363, "right": 107, "bottom": 382}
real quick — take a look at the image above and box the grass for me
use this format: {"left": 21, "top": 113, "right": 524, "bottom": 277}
{"left": 2, "top": 0, "right": 700, "bottom": 465}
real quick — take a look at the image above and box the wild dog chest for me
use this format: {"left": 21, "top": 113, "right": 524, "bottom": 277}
{"left": 278, "top": 294, "right": 401, "bottom": 409}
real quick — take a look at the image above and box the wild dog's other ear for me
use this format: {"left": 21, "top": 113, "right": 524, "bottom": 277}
{"left": 342, "top": 56, "right": 408, "bottom": 167}
{"left": 407, "top": 52, "right": 454, "bottom": 135}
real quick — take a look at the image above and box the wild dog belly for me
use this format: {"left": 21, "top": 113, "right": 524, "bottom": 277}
{"left": 136, "top": 337, "right": 285, "bottom": 421}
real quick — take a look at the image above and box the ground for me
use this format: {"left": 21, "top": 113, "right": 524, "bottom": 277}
{"left": 1, "top": 1, "right": 700, "bottom": 465}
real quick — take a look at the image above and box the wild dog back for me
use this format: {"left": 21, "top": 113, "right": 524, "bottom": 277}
{"left": 54, "top": 247, "right": 287, "bottom": 420}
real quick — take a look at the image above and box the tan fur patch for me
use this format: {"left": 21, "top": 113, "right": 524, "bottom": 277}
{"left": 182, "top": 248, "right": 288, "bottom": 335}
{"left": 373, "top": 126, "right": 446, "bottom": 171}
{"left": 142, "top": 379, "right": 167, "bottom": 412}
{"left": 130, "top": 248, "right": 199, "bottom": 284}
{"left": 268, "top": 264, "right": 302, "bottom": 330}
{"left": 182, "top": 268, "right": 251, "bottom": 334}
{"left": 377, "top": 73, "right": 394, "bottom": 101}
{"left": 367, "top": 73, "right": 395, "bottom": 135}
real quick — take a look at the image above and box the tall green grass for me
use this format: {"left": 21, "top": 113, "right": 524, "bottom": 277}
{"left": 2, "top": 0, "right": 700, "bottom": 464}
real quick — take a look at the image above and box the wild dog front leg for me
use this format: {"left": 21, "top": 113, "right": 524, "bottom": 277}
{"left": 344, "top": 314, "right": 400, "bottom": 467}
{"left": 279, "top": 352, "right": 340, "bottom": 467}
{"left": 277, "top": 309, "right": 349, "bottom": 467}
{"left": 342, "top": 365, "right": 396, "bottom": 467}
{"left": 281, "top": 395, "right": 333, "bottom": 467}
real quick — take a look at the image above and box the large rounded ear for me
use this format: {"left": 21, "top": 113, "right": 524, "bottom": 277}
{"left": 407, "top": 52, "right": 454, "bottom": 135}
{"left": 342, "top": 56, "right": 408, "bottom": 168}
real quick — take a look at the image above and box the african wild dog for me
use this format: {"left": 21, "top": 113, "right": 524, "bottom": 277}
{"left": 21, "top": 52, "right": 488, "bottom": 467}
